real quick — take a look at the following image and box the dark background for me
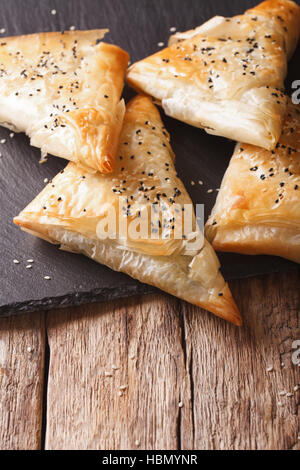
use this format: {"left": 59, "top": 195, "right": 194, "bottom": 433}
{"left": 0, "top": 0, "right": 299, "bottom": 316}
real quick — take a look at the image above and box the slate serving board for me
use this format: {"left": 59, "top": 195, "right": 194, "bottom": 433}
{"left": 0, "top": 0, "right": 299, "bottom": 317}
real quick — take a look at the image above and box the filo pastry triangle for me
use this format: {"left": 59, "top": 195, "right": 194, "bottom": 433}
{"left": 127, "top": 0, "right": 300, "bottom": 150}
{"left": 0, "top": 30, "right": 129, "bottom": 173}
{"left": 205, "top": 100, "right": 300, "bottom": 264}
{"left": 14, "top": 95, "right": 241, "bottom": 325}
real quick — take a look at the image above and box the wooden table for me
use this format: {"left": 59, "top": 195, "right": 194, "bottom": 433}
{"left": 0, "top": 271, "right": 299, "bottom": 450}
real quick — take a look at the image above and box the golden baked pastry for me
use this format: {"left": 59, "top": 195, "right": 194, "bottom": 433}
{"left": 14, "top": 95, "right": 241, "bottom": 325}
{"left": 206, "top": 100, "right": 300, "bottom": 263}
{"left": 0, "top": 30, "right": 129, "bottom": 173}
{"left": 127, "top": 0, "right": 300, "bottom": 150}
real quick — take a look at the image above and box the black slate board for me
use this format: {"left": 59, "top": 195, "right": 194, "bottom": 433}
{"left": 0, "top": 0, "right": 299, "bottom": 317}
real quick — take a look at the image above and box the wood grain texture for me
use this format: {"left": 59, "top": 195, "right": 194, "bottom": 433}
{"left": 181, "top": 271, "right": 300, "bottom": 450}
{"left": 44, "top": 272, "right": 299, "bottom": 450}
{"left": 45, "top": 295, "right": 192, "bottom": 450}
{"left": 0, "top": 312, "right": 45, "bottom": 450}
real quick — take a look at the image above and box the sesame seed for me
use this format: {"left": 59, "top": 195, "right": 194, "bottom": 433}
{"left": 267, "top": 366, "right": 273, "bottom": 372}
{"left": 158, "top": 42, "right": 165, "bottom": 47}
{"left": 191, "top": 181, "right": 195, "bottom": 186}
{"left": 135, "top": 440, "right": 140, "bottom": 447}
{"left": 27, "top": 259, "right": 34, "bottom": 263}
{"left": 104, "top": 371, "right": 112, "bottom": 377}
{"left": 279, "top": 391, "right": 286, "bottom": 396}
{"left": 44, "top": 275, "right": 51, "bottom": 280}
{"left": 51, "top": 9, "right": 57, "bottom": 15}
{"left": 207, "top": 189, "right": 214, "bottom": 194}
{"left": 26, "top": 265, "right": 33, "bottom": 269}
{"left": 277, "top": 402, "right": 283, "bottom": 407}
{"left": 0, "top": 138, "right": 6, "bottom": 144}
{"left": 170, "top": 27, "right": 177, "bottom": 32}
{"left": 0, "top": 28, "right": 6, "bottom": 34}
{"left": 69, "top": 25, "right": 76, "bottom": 31}
{"left": 9, "top": 132, "right": 14, "bottom": 138}
{"left": 118, "top": 391, "right": 123, "bottom": 397}
{"left": 178, "top": 402, "right": 183, "bottom": 408}
{"left": 294, "top": 385, "right": 299, "bottom": 392}
{"left": 13, "top": 259, "right": 20, "bottom": 264}
{"left": 27, "top": 346, "right": 33, "bottom": 353}
{"left": 112, "top": 364, "right": 118, "bottom": 370}
{"left": 286, "top": 393, "right": 293, "bottom": 397}
{"left": 198, "top": 180, "right": 203, "bottom": 185}
{"left": 120, "top": 385, "right": 128, "bottom": 390}
{"left": 44, "top": 178, "right": 49, "bottom": 184}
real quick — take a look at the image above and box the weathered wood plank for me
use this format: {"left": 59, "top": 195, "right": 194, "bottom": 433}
{"left": 0, "top": 312, "right": 45, "bottom": 450}
{"left": 45, "top": 295, "right": 192, "bottom": 450}
{"left": 181, "top": 271, "right": 300, "bottom": 450}
{"left": 4, "top": 271, "right": 295, "bottom": 450}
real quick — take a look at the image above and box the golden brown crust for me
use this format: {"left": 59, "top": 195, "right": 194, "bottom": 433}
{"left": 127, "top": 0, "right": 300, "bottom": 150}
{"left": 206, "top": 101, "right": 300, "bottom": 264}
{"left": 14, "top": 95, "right": 241, "bottom": 326}
{"left": 246, "top": 0, "right": 300, "bottom": 59}
{"left": 0, "top": 30, "right": 129, "bottom": 173}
